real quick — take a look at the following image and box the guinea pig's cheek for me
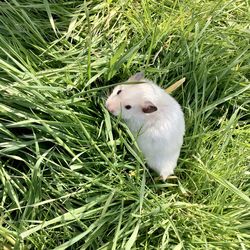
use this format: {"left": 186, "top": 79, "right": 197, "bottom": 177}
{"left": 114, "top": 106, "right": 123, "bottom": 116}
{"left": 113, "top": 110, "right": 120, "bottom": 116}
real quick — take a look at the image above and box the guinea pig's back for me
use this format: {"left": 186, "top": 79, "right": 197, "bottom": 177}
{"left": 162, "top": 92, "right": 185, "bottom": 133}
{"left": 147, "top": 86, "right": 185, "bottom": 142}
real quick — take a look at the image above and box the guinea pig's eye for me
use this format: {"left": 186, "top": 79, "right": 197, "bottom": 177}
{"left": 125, "top": 105, "right": 132, "bottom": 110}
{"left": 117, "top": 90, "right": 122, "bottom": 95}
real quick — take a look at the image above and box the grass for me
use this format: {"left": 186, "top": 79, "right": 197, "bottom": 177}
{"left": 0, "top": 0, "right": 249, "bottom": 249}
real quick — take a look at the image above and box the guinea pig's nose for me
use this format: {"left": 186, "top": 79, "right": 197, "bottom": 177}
{"left": 105, "top": 102, "right": 114, "bottom": 113}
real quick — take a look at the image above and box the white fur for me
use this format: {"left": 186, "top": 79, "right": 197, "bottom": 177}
{"left": 105, "top": 73, "right": 185, "bottom": 180}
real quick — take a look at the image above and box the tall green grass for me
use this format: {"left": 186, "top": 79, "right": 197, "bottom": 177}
{"left": 0, "top": 0, "right": 249, "bottom": 249}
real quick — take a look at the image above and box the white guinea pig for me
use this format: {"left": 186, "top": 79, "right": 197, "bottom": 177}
{"left": 105, "top": 72, "right": 185, "bottom": 180}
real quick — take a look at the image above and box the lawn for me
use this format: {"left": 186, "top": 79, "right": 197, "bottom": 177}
{"left": 0, "top": 0, "right": 249, "bottom": 249}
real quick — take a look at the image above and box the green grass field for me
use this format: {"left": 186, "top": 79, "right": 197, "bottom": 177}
{"left": 0, "top": 0, "right": 249, "bottom": 249}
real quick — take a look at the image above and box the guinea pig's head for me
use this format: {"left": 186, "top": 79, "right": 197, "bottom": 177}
{"left": 105, "top": 76, "right": 158, "bottom": 122}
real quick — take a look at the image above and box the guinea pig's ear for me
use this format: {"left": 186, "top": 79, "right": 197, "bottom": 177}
{"left": 142, "top": 101, "right": 158, "bottom": 113}
{"left": 127, "top": 72, "right": 144, "bottom": 82}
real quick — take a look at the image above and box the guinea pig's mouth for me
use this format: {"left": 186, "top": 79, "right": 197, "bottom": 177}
{"left": 110, "top": 110, "right": 119, "bottom": 116}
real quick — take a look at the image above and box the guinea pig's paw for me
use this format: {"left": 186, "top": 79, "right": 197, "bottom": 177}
{"left": 160, "top": 171, "right": 176, "bottom": 181}
{"left": 154, "top": 174, "right": 177, "bottom": 182}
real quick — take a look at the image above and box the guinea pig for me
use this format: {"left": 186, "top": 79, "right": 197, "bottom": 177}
{"left": 105, "top": 72, "right": 185, "bottom": 180}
